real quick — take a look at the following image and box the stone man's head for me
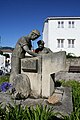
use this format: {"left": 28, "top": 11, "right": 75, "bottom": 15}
{"left": 30, "top": 29, "right": 40, "bottom": 40}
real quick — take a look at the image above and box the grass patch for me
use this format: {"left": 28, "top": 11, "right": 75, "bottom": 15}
{"left": 0, "top": 75, "right": 9, "bottom": 84}
{"left": 60, "top": 80, "right": 80, "bottom": 120}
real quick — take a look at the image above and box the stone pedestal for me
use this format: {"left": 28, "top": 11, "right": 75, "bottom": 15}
{"left": 21, "top": 51, "right": 66, "bottom": 98}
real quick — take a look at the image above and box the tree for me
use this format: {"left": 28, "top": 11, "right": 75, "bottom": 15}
{"left": 0, "top": 50, "right": 3, "bottom": 55}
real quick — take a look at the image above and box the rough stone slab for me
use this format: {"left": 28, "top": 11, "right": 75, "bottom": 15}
{"left": 55, "top": 89, "right": 63, "bottom": 94}
{"left": 47, "top": 93, "right": 62, "bottom": 104}
{"left": 55, "top": 71, "right": 80, "bottom": 82}
{"left": 0, "top": 86, "right": 73, "bottom": 118}
{"left": 0, "top": 92, "right": 15, "bottom": 108}
{"left": 53, "top": 87, "right": 73, "bottom": 116}
{"left": 13, "top": 74, "right": 31, "bottom": 99}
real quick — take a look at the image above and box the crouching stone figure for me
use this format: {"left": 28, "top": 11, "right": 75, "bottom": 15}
{"left": 10, "top": 30, "right": 40, "bottom": 99}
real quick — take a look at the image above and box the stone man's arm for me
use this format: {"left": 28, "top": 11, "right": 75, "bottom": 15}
{"left": 23, "top": 45, "right": 39, "bottom": 57}
{"left": 48, "top": 48, "right": 53, "bottom": 53}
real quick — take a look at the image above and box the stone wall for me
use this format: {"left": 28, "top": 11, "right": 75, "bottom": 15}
{"left": 55, "top": 58, "right": 80, "bottom": 82}
{"left": 55, "top": 71, "right": 80, "bottom": 82}
{"left": 66, "top": 58, "right": 80, "bottom": 71}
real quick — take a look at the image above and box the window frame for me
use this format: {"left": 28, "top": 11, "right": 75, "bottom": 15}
{"left": 68, "top": 39, "right": 75, "bottom": 48}
{"left": 57, "top": 39, "right": 64, "bottom": 48}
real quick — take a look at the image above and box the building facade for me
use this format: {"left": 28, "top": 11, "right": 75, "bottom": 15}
{"left": 0, "top": 55, "right": 5, "bottom": 69}
{"left": 43, "top": 17, "right": 80, "bottom": 56}
{"left": 0, "top": 47, "right": 13, "bottom": 73}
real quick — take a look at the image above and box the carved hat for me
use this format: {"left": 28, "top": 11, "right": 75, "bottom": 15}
{"left": 37, "top": 40, "right": 45, "bottom": 45}
{"left": 32, "top": 29, "right": 40, "bottom": 36}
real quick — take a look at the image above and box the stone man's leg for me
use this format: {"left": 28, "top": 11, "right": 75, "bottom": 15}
{"left": 10, "top": 56, "right": 21, "bottom": 84}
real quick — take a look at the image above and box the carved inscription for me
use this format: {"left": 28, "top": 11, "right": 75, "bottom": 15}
{"left": 22, "top": 59, "right": 38, "bottom": 72}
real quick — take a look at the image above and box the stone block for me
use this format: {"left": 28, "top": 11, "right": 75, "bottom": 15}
{"left": 47, "top": 93, "right": 62, "bottom": 104}
{"left": 13, "top": 74, "right": 31, "bottom": 99}
{"left": 21, "top": 56, "right": 42, "bottom": 97}
{"left": 42, "top": 51, "right": 66, "bottom": 97}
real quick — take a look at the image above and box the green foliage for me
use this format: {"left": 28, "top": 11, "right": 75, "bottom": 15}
{"left": 27, "top": 105, "right": 54, "bottom": 120}
{"left": 0, "top": 50, "right": 3, "bottom": 55}
{"left": 66, "top": 53, "right": 76, "bottom": 58}
{"left": 3, "top": 54, "right": 10, "bottom": 58}
{"left": 61, "top": 80, "right": 80, "bottom": 120}
{"left": 0, "top": 75, "right": 9, "bottom": 84}
{"left": 5, "top": 104, "right": 27, "bottom": 120}
{"left": 0, "top": 105, "right": 5, "bottom": 120}
{"left": 0, "top": 104, "right": 59, "bottom": 120}
{"left": 66, "top": 53, "right": 80, "bottom": 58}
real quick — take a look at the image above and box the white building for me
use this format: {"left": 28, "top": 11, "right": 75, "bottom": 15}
{"left": 0, "top": 55, "right": 5, "bottom": 69}
{"left": 43, "top": 17, "right": 80, "bottom": 56}
{"left": 0, "top": 47, "right": 13, "bottom": 73}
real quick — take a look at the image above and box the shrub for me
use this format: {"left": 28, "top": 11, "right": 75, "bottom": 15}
{"left": 0, "top": 75, "right": 9, "bottom": 84}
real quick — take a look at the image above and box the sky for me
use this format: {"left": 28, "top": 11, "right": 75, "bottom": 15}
{"left": 0, "top": 0, "right": 80, "bottom": 49}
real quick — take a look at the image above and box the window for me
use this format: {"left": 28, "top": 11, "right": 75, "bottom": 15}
{"left": 68, "top": 39, "right": 71, "bottom": 48}
{"left": 69, "top": 21, "right": 71, "bottom": 28}
{"left": 61, "top": 21, "right": 64, "bottom": 28}
{"left": 57, "top": 39, "right": 60, "bottom": 47}
{"left": 72, "top": 21, "right": 74, "bottom": 28}
{"left": 58, "top": 21, "right": 60, "bottom": 28}
{"left": 72, "top": 39, "right": 75, "bottom": 47}
{"left": 68, "top": 39, "right": 75, "bottom": 48}
{"left": 68, "top": 21, "right": 75, "bottom": 28}
{"left": 58, "top": 21, "right": 64, "bottom": 28}
{"left": 57, "top": 39, "right": 64, "bottom": 48}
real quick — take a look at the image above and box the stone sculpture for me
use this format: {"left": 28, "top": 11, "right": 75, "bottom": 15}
{"left": 9, "top": 30, "right": 40, "bottom": 99}
{"left": 35, "top": 40, "right": 53, "bottom": 54}
{"left": 10, "top": 29, "right": 40, "bottom": 84}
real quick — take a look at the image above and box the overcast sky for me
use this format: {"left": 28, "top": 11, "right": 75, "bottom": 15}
{"left": 0, "top": 0, "right": 80, "bottom": 49}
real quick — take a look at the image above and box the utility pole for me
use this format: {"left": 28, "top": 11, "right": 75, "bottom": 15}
{"left": 0, "top": 36, "right": 1, "bottom": 47}
{"left": 0, "top": 36, "right": 2, "bottom": 48}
